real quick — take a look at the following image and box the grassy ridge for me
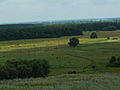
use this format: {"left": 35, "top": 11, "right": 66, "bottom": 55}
{"left": 0, "top": 30, "right": 120, "bottom": 52}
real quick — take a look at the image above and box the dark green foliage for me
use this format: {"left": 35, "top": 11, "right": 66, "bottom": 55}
{"left": 107, "top": 37, "right": 110, "bottom": 40}
{"left": 0, "top": 24, "right": 83, "bottom": 41}
{"left": 103, "top": 26, "right": 117, "bottom": 31}
{"left": 30, "top": 59, "right": 50, "bottom": 77}
{"left": 0, "top": 21, "right": 120, "bottom": 41}
{"left": 109, "top": 56, "right": 116, "bottom": 65}
{"left": 90, "top": 32, "right": 98, "bottom": 39}
{"left": 68, "top": 71, "right": 76, "bottom": 74}
{"left": 108, "top": 56, "right": 120, "bottom": 67}
{"left": 92, "top": 66, "right": 96, "bottom": 69}
{"left": 68, "top": 37, "right": 79, "bottom": 47}
{"left": 0, "top": 64, "right": 18, "bottom": 79}
{"left": 117, "top": 56, "right": 120, "bottom": 65}
{"left": 0, "top": 59, "right": 50, "bottom": 80}
{"left": 0, "top": 64, "right": 9, "bottom": 79}
{"left": 17, "top": 65, "right": 32, "bottom": 78}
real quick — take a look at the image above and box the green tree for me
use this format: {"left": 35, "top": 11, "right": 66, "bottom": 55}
{"left": 68, "top": 37, "right": 79, "bottom": 47}
{"left": 109, "top": 56, "right": 116, "bottom": 65}
{"left": 0, "top": 65, "right": 9, "bottom": 80}
{"left": 90, "top": 32, "right": 98, "bottom": 39}
{"left": 30, "top": 59, "right": 50, "bottom": 77}
{"left": 107, "top": 37, "right": 110, "bottom": 40}
{"left": 0, "top": 59, "right": 50, "bottom": 80}
{"left": 17, "top": 65, "right": 32, "bottom": 78}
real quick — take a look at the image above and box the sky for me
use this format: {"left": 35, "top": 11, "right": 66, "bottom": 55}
{"left": 0, "top": 0, "right": 120, "bottom": 23}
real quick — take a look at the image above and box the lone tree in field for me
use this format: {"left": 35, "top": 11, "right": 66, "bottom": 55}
{"left": 68, "top": 37, "right": 79, "bottom": 47}
{"left": 107, "top": 37, "right": 110, "bottom": 40}
{"left": 90, "top": 32, "right": 98, "bottom": 39}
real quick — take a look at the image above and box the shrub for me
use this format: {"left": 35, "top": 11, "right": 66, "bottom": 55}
{"left": 0, "top": 64, "right": 9, "bottom": 80}
{"left": 109, "top": 56, "right": 116, "bottom": 65}
{"left": 17, "top": 65, "right": 32, "bottom": 78}
{"left": 90, "top": 32, "right": 98, "bottom": 39}
{"left": 92, "top": 66, "right": 96, "bottom": 69}
{"left": 107, "top": 37, "right": 110, "bottom": 40}
{"left": 107, "top": 56, "right": 120, "bottom": 67}
{"left": 30, "top": 59, "right": 50, "bottom": 77}
{"left": 117, "top": 56, "right": 120, "bottom": 65}
{"left": 68, "top": 71, "right": 76, "bottom": 74}
{"left": 0, "top": 59, "right": 50, "bottom": 80}
{"left": 68, "top": 37, "right": 79, "bottom": 47}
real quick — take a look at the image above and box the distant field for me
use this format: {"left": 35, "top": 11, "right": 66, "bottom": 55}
{"left": 0, "top": 30, "right": 120, "bottom": 75}
{"left": 0, "top": 74, "right": 120, "bottom": 90}
{"left": 0, "top": 30, "right": 120, "bottom": 51}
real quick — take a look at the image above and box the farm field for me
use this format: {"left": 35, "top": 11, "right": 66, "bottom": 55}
{"left": 0, "top": 30, "right": 120, "bottom": 89}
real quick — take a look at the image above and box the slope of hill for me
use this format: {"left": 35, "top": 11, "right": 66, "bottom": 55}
{"left": 0, "top": 30, "right": 120, "bottom": 75}
{"left": 0, "top": 30, "right": 120, "bottom": 89}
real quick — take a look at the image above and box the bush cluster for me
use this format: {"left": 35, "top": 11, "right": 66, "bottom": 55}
{"left": 108, "top": 56, "right": 120, "bottom": 67}
{"left": 0, "top": 59, "right": 50, "bottom": 80}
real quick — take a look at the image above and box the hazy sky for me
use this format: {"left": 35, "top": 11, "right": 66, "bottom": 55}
{"left": 0, "top": 0, "right": 120, "bottom": 23}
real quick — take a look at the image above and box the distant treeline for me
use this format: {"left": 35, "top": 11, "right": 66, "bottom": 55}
{"left": 0, "top": 21, "right": 120, "bottom": 41}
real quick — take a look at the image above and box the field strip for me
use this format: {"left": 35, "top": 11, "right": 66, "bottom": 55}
{"left": 0, "top": 38, "right": 119, "bottom": 52}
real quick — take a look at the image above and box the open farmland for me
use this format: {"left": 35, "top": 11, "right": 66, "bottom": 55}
{"left": 0, "top": 31, "right": 120, "bottom": 75}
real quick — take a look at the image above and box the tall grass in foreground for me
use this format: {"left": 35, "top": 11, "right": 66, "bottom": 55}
{"left": 0, "top": 74, "right": 120, "bottom": 90}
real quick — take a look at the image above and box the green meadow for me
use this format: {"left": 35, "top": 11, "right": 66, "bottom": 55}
{"left": 0, "top": 30, "right": 120, "bottom": 75}
{"left": 0, "top": 30, "right": 120, "bottom": 89}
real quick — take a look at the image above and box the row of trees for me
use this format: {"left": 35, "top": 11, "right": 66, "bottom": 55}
{"left": 0, "top": 59, "right": 50, "bottom": 80}
{"left": 0, "top": 21, "right": 120, "bottom": 41}
{"left": 0, "top": 24, "right": 83, "bottom": 41}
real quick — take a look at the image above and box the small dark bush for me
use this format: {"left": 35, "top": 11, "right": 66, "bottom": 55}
{"left": 92, "top": 66, "right": 96, "bottom": 69}
{"left": 107, "top": 56, "right": 120, "bottom": 67}
{"left": 107, "top": 37, "right": 110, "bottom": 40}
{"left": 68, "top": 37, "right": 79, "bottom": 47}
{"left": 109, "top": 56, "right": 116, "bottom": 65}
{"left": 68, "top": 71, "right": 76, "bottom": 74}
{"left": 30, "top": 59, "right": 50, "bottom": 77}
{"left": 90, "top": 32, "right": 98, "bottom": 39}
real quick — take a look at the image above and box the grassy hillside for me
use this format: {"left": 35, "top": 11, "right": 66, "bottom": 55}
{"left": 0, "top": 30, "right": 120, "bottom": 75}
{"left": 0, "top": 30, "right": 120, "bottom": 89}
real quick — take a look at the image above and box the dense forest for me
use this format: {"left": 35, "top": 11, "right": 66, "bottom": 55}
{"left": 0, "top": 21, "right": 120, "bottom": 41}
